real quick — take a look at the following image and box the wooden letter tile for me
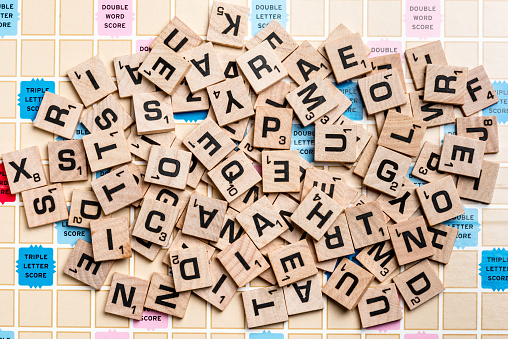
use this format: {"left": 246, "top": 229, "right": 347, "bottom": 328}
{"left": 261, "top": 150, "right": 300, "bottom": 193}
{"left": 132, "top": 198, "right": 179, "bottom": 246}
{"left": 369, "top": 53, "right": 407, "bottom": 92}
{"left": 318, "top": 23, "right": 370, "bottom": 57}
{"left": 144, "top": 273, "right": 191, "bottom": 318}
{"left": 325, "top": 33, "right": 372, "bottom": 83}
{"left": 301, "top": 167, "right": 357, "bottom": 207}
{"left": 210, "top": 208, "right": 243, "bottom": 250}
{"left": 358, "top": 283, "right": 403, "bottom": 328}
{"left": 461, "top": 65, "right": 499, "bottom": 116}
{"left": 145, "top": 146, "right": 192, "bottom": 189}
{"left": 127, "top": 126, "right": 175, "bottom": 161}
{"left": 169, "top": 247, "right": 213, "bottom": 292}
{"left": 424, "top": 65, "right": 468, "bottom": 105}
{"left": 358, "top": 69, "right": 407, "bottom": 115}
{"left": 345, "top": 200, "right": 389, "bottom": 249}
{"left": 130, "top": 225, "right": 162, "bottom": 262}
{"left": 33, "top": 92, "right": 83, "bottom": 139}
{"left": 409, "top": 90, "right": 455, "bottom": 127}
{"left": 183, "top": 118, "right": 236, "bottom": 170}
{"left": 456, "top": 159, "right": 499, "bottom": 204}
{"left": 182, "top": 192, "right": 228, "bottom": 242}
{"left": 313, "top": 213, "right": 355, "bottom": 261}
{"left": 90, "top": 217, "right": 131, "bottom": 261}
{"left": 393, "top": 259, "right": 444, "bottom": 310}
{"left": 356, "top": 241, "right": 399, "bottom": 282}
{"left": 253, "top": 106, "right": 293, "bottom": 149}
{"left": 150, "top": 16, "right": 203, "bottom": 53}
{"left": 63, "top": 239, "right": 114, "bottom": 289}
{"left": 456, "top": 115, "right": 499, "bottom": 154}
{"left": 282, "top": 274, "right": 324, "bottom": 315}
{"left": 193, "top": 258, "right": 238, "bottom": 311}
{"left": 405, "top": 40, "right": 447, "bottom": 90}
{"left": 21, "top": 184, "right": 68, "bottom": 228}
{"left": 162, "top": 230, "right": 215, "bottom": 266}
{"left": 412, "top": 142, "right": 449, "bottom": 183}
{"left": 207, "top": 77, "right": 254, "bottom": 126}
{"left": 438, "top": 134, "right": 485, "bottom": 178}
{"left": 428, "top": 223, "right": 458, "bottom": 264}
{"left": 68, "top": 189, "right": 108, "bottom": 228}
{"left": 322, "top": 257, "right": 374, "bottom": 310}
{"left": 207, "top": 2, "right": 249, "bottom": 48}
{"left": 138, "top": 43, "right": 191, "bottom": 95}
{"left": 377, "top": 111, "right": 427, "bottom": 157}
{"left": 242, "top": 286, "right": 288, "bottom": 328}
{"left": 388, "top": 216, "right": 434, "bottom": 265}
{"left": 48, "top": 140, "right": 87, "bottom": 183}
{"left": 105, "top": 273, "right": 149, "bottom": 320}
{"left": 67, "top": 55, "right": 117, "bottom": 107}
{"left": 377, "top": 177, "right": 420, "bottom": 223}
{"left": 208, "top": 151, "right": 262, "bottom": 203}
{"left": 416, "top": 175, "right": 464, "bottom": 226}
{"left": 314, "top": 124, "right": 357, "bottom": 163}
{"left": 254, "top": 81, "right": 296, "bottom": 109}
{"left": 133, "top": 93, "right": 175, "bottom": 135}
{"left": 82, "top": 128, "right": 131, "bottom": 172}
{"left": 181, "top": 42, "right": 225, "bottom": 92}
{"left": 268, "top": 240, "right": 318, "bottom": 286}
{"left": 363, "top": 146, "right": 412, "bottom": 197}
{"left": 286, "top": 77, "right": 343, "bottom": 126}
{"left": 3, "top": 146, "right": 47, "bottom": 194}
{"left": 114, "top": 52, "right": 156, "bottom": 98}
{"left": 246, "top": 19, "right": 298, "bottom": 60}
{"left": 237, "top": 40, "right": 288, "bottom": 94}
{"left": 291, "top": 186, "right": 344, "bottom": 241}
{"left": 216, "top": 233, "right": 270, "bottom": 287}
{"left": 81, "top": 94, "right": 133, "bottom": 134}
{"left": 282, "top": 40, "right": 331, "bottom": 86}
{"left": 91, "top": 165, "right": 143, "bottom": 214}
{"left": 171, "top": 79, "right": 210, "bottom": 112}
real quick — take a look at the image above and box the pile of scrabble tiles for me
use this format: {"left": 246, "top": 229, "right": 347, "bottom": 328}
{"left": 2, "top": 1, "right": 501, "bottom": 329}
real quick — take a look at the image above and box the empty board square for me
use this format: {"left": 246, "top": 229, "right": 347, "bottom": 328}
{"left": 207, "top": 2, "right": 249, "bottom": 48}
{"left": 388, "top": 216, "right": 434, "bottom": 265}
{"left": 67, "top": 55, "right": 117, "bottom": 107}
{"left": 91, "top": 165, "right": 143, "bottom": 215}
{"left": 377, "top": 110, "right": 427, "bottom": 157}
{"left": 325, "top": 33, "right": 372, "bottom": 84}
{"left": 345, "top": 200, "right": 389, "bottom": 249}
{"left": 282, "top": 40, "right": 332, "bottom": 86}
{"left": 80, "top": 94, "right": 134, "bottom": 134}
{"left": 207, "top": 77, "right": 254, "bottom": 126}
{"left": 183, "top": 118, "right": 236, "bottom": 170}
{"left": 322, "top": 257, "right": 374, "bottom": 310}
{"left": 461, "top": 65, "right": 499, "bottom": 116}
{"left": 358, "top": 283, "right": 402, "bottom": 328}
{"left": 416, "top": 175, "right": 464, "bottom": 226}
{"left": 356, "top": 241, "right": 399, "bottom": 282}
{"left": 181, "top": 192, "right": 228, "bottom": 242}
{"left": 282, "top": 274, "right": 324, "bottom": 316}
{"left": 3, "top": 146, "right": 47, "bottom": 194}
{"left": 314, "top": 124, "right": 357, "bottom": 163}
{"left": 132, "top": 198, "right": 179, "bottom": 246}
{"left": 90, "top": 217, "right": 132, "bottom": 261}
{"left": 261, "top": 150, "right": 300, "bottom": 193}
{"left": 412, "top": 141, "right": 450, "bottom": 183}
{"left": 291, "top": 186, "right": 344, "bottom": 241}
{"left": 68, "top": 189, "right": 108, "bottom": 228}
{"left": 237, "top": 40, "right": 288, "bottom": 94}
{"left": 246, "top": 19, "right": 298, "bottom": 61}
{"left": 363, "top": 146, "right": 412, "bottom": 197}
{"left": 113, "top": 52, "right": 157, "bottom": 98}
{"left": 145, "top": 146, "right": 192, "bottom": 189}
{"left": 144, "top": 272, "right": 191, "bottom": 318}
{"left": 63, "top": 239, "right": 114, "bottom": 289}
{"left": 169, "top": 247, "right": 213, "bottom": 292}
{"left": 82, "top": 128, "right": 131, "bottom": 172}
{"left": 150, "top": 16, "right": 204, "bottom": 53}
{"left": 48, "top": 140, "right": 88, "bottom": 183}
{"left": 393, "top": 259, "right": 444, "bottom": 310}
{"left": 456, "top": 115, "right": 499, "bottom": 154}
{"left": 105, "top": 272, "right": 149, "bottom": 320}
{"left": 405, "top": 40, "right": 447, "bottom": 90}
{"left": 253, "top": 106, "right": 293, "bottom": 150}
{"left": 132, "top": 93, "right": 175, "bottom": 135}
{"left": 216, "top": 233, "right": 269, "bottom": 287}
{"left": 456, "top": 159, "right": 500, "bottom": 204}
{"left": 21, "top": 183, "right": 68, "bottom": 228}
{"left": 208, "top": 151, "right": 262, "bottom": 203}
{"left": 358, "top": 69, "right": 407, "bottom": 115}
{"left": 139, "top": 43, "right": 191, "bottom": 95}
{"left": 242, "top": 286, "right": 288, "bottom": 328}
{"left": 424, "top": 65, "right": 468, "bottom": 105}
{"left": 409, "top": 90, "right": 455, "bottom": 128}
{"left": 181, "top": 42, "right": 225, "bottom": 93}
{"left": 33, "top": 92, "right": 83, "bottom": 139}
{"left": 438, "top": 134, "right": 485, "bottom": 178}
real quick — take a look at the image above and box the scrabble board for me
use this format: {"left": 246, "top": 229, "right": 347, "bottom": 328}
{"left": 1, "top": 1, "right": 508, "bottom": 339}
